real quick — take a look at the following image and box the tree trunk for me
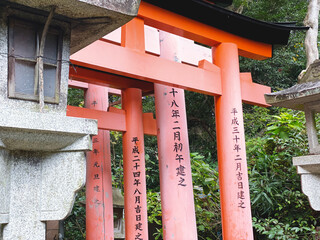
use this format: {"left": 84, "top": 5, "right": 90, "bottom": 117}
{"left": 304, "top": 0, "right": 320, "bottom": 68}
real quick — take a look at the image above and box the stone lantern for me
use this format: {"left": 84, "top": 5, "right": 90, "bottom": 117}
{"left": 0, "top": 1, "right": 140, "bottom": 239}
{"left": 113, "top": 188, "right": 125, "bottom": 240}
{"left": 265, "top": 60, "right": 320, "bottom": 210}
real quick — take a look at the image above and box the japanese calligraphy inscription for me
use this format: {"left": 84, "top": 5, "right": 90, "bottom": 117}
{"left": 122, "top": 88, "right": 148, "bottom": 240}
{"left": 154, "top": 84, "right": 198, "bottom": 240}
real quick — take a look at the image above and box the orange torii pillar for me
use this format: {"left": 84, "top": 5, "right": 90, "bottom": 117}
{"left": 154, "top": 31, "right": 198, "bottom": 240}
{"left": 214, "top": 43, "right": 254, "bottom": 239}
{"left": 122, "top": 88, "right": 149, "bottom": 240}
{"left": 85, "top": 84, "right": 114, "bottom": 239}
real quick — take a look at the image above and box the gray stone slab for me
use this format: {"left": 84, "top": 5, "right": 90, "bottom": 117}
{"left": 265, "top": 60, "right": 320, "bottom": 111}
{"left": 0, "top": 150, "right": 87, "bottom": 239}
{"left": 265, "top": 81, "right": 320, "bottom": 110}
{"left": 0, "top": 109, "right": 97, "bottom": 151}
{"left": 3, "top": 0, "right": 141, "bottom": 54}
{"left": 293, "top": 155, "right": 320, "bottom": 174}
{"left": 293, "top": 154, "right": 320, "bottom": 211}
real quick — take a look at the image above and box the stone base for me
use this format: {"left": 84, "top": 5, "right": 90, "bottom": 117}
{"left": 0, "top": 110, "right": 97, "bottom": 240}
{"left": 293, "top": 154, "right": 320, "bottom": 211}
{"left": 0, "top": 150, "right": 86, "bottom": 240}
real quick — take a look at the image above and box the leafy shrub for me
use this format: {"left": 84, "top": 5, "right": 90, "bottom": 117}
{"left": 247, "top": 109, "right": 319, "bottom": 239}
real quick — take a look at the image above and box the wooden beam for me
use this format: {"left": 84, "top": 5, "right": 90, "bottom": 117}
{"left": 68, "top": 80, "right": 122, "bottom": 95}
{"left": 68, "top": 80, "right": 89, "bottom": 90}
{"left": 240, "top": 73, "right": 271, "bottom": 107}
{"left": 199, "top": 60, "right": 271, "bottom": 107}
{"left": 70, "top": 41, "right": 222, "bottom": 96}
{"left": 138, "top": 2, "right": 272, "bottom": 60}
{"left": 66, "top": 105, "right": 157, "bottom": 135}
{"left": 69, "top": 65, "right": 154, "bottom": 95}
{"left": 67, "top": 105, "right": 126, "bottom": 132}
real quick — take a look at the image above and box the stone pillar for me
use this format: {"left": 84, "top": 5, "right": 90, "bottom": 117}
{"left": 0, "top": 110, "right": 97, "bottom": 240}
{"left": 154, "top": 31, "right": 198, "bottom": 240}
{"left": 214, "top": 43, "right": 254, "bottom": 240}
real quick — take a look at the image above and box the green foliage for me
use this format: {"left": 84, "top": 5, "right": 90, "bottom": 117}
{"left": 64, "top": 188, "right": 86, "bottom": 240}
{"left": 144, "top": 136, "right": 161, "bottom": 191}
{"left": 185, "top": 91, "right": 216, "bottom": 161}
{"left": 265, "top": 110, "right": 308, "bottom": 156}
{"left": 240, "top": 38, "right": 307, "bottom": 91}
{"left": 67, "top": 88, "right": 84, "bottom": 107}
{"left": 242, "top": 0, "right": 307, "bottom": 24}
{"left": 252, "top": 217, "right": 315, "bottom": 240}
{"left": 243, "top": 105, "right": 273, "bottom": 138}
{"left": 247, "top": 109, "right": 318, "bottom": 239}
{"left": 147, "top": 191, "right": 162, "bottom": 240}
{"left": 110, "top": 131, "right": 124, "bottom": 191}
{"left": 191, "top": 153, "right": 221, "bottom": 240}
{"left": 237, "top": 0, "right": 308, "bottom": 92}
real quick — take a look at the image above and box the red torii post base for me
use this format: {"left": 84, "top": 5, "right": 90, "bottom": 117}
{"left": 214, "top": 43, "right": 254, "bottom": 240}
{"left": 85, "top": 84, "right": 114, "bottom": 240}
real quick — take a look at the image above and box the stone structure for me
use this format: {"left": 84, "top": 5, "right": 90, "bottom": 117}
{"left": 265, "top": 60, "right": 320, "bottom": 211}
{"left": 44, "top": 188, "right": 125, "bottom": 240}
{"left": 0, "top": 1, "right": 140, "bottom": 239}
{"left": 113, "top": 188, "right": 125, "bottom": 240}
{"left": 1, "top": 0, "right": 141, "bottom": 54}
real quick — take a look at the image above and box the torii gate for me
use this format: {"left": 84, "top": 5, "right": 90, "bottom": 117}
{"left": 65, "top": 1, "right": 302, "bottom": 239}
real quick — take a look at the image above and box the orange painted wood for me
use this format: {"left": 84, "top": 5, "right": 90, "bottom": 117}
{"left": 68, "top": 79, "right": 89, "bottom": 90}
{"left": 198, "top": 60, "right": 271, "bottom": 107}
{"left": 68, "top": 80, "right": 122, "bottom": 96}
{"left": 155, "top": 31, "right": 198, "bottom": 240}
{"left": 66, "top": 105, "right": 126, "bottom": 132}
{"left": 122, "top": 88, "right": 149, "bottom": 240}
{"left": 198, "top": 59, "right": 220, "bottom": 72}
{"left": 121, "top": 18, "right": 146, "bottom": 52}
{"left": 66, "top": 105, "right": 157, "bottom": 135}
{"left": 240, "top": 72, "right": 271, "bottom": 107}
{"left": 69, "top": 65, "right": 154, "bottom": 95}
{"left": 214, "top": 43, "right": 254, "bottom": 240}
{"left": 108, "top": 88, "right": 122, "bottom": 95}
{"left": 101, "top": 28, "right": 121, "bottom": 45}
{"left": 102, "top": 25, "right": 213, "bottom": 63}
{"left": 70, "top": 40, "right": 222, "bottom": 96}
{"left": 85, "top": 85, "right": 114, "bottom": 240}
{"left": 142, "top": 112, "right": 157, "bottom": 136}
{"left": 138, "top": 2, "right": 272, "bottom": 60}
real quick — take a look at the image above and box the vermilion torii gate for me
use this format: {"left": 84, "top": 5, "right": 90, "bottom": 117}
{"left": 66, "top": 1, "right": 302, "bottom": 239}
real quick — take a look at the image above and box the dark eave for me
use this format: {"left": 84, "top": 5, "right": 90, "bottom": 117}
{"left": 142, "top": 0, "right": 308, "bottom": 46}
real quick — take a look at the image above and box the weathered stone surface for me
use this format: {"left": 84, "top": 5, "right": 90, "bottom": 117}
{"left": 0, "top": 10, "right": 71, "bottom": 115}
{"left": 0, "top": 109, "right": 97, "bottom": 151}
{"left": 293, "top": 155, "right": 320, "bottom": 211}
{"left": 299, "top": 60, "right": 320, "bottom": 84}
{"left": 0, "top": 110, "right": 97, "bottom": 239}
{"left": 0, "top": 5, "right": 99, "bottom": 239}
{"left": 0, "top": 112, "right": 97, "bottom": 240}
{"left": 113, "top": 188, "right": 124, "bottom": 208}
{"left": 265, "top": 60, "right": 320, "bottom": 110}
{"left": 0, "top": 151, "right": 87, "bottom": 240}
{"left": 2, "top": 0, "right": 141, "bottom": 54}
{"left": 264, "top": 81, "right": 320, "bottom": 110}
